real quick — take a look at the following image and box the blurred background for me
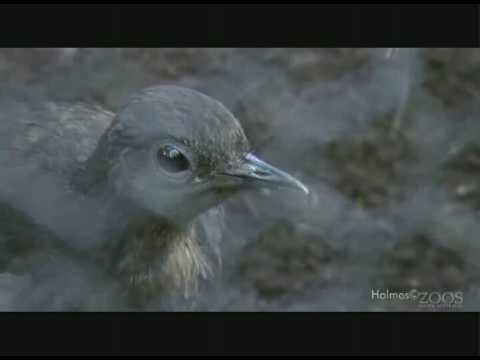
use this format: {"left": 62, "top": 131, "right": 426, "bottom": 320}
{"left": 1, "top": 48, "right": 480, "bottom": 311}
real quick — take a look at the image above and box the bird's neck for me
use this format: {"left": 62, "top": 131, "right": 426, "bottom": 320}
{"left": 74, "top": 171, "right": 209, "bottom": 306}
{"left": 108, "top": 215, "right": 211, "bottom": 308}
{"left": 72, "top": 148, "right": 212, "bottom": 307}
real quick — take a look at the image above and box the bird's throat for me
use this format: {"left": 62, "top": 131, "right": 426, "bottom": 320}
{"left": 110, "top": 216, "right": 211, "bottom": 308}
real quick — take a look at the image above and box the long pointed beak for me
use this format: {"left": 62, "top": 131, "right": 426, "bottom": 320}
{"left": 222, "top": 153, "right": 309, "bottom": 195}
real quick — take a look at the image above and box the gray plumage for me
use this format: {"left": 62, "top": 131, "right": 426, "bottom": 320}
{"left": 0, "top": 85, "right": 307, "bottom": 310}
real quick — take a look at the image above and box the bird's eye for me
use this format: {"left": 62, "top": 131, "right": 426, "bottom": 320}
{"left": 156, "top": 145, "right": 190, "bottom": 174}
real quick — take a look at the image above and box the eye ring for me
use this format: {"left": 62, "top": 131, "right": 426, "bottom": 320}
{"left": 156, "top": 144, "right": 191, "bottom": 176}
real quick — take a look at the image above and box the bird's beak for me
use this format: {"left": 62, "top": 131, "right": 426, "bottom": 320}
{"left": 222, "top": 153, "right": 309, "bottom": 195}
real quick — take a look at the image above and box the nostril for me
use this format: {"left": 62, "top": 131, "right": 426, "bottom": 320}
{"left": 253, "top": 169, "right": 270, "bottom": 177}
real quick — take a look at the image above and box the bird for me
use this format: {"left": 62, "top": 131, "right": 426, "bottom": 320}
{"left": 0, "top": 85, "right": 309, "bottom": 310}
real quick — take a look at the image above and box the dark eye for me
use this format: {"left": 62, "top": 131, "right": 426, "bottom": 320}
{"left": 156, "top": 145, "right": 190, "bottom": 174}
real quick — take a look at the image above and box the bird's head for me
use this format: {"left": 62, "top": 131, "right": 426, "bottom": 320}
{"left": 97, "top": 85, "right": 308, "bottom": 225}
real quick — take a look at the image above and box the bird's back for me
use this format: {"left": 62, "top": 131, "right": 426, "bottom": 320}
{"left": 0, "top": 101, "right": 114, "bottom": 184}
{"left": 0, "top": 102, "right": 113, "bottom": 250}
{"left": 0, "top": 100, "right": 118, "bottom": 244}
{"left": 0, "top": 101, "right": 127, "bottom": 310}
